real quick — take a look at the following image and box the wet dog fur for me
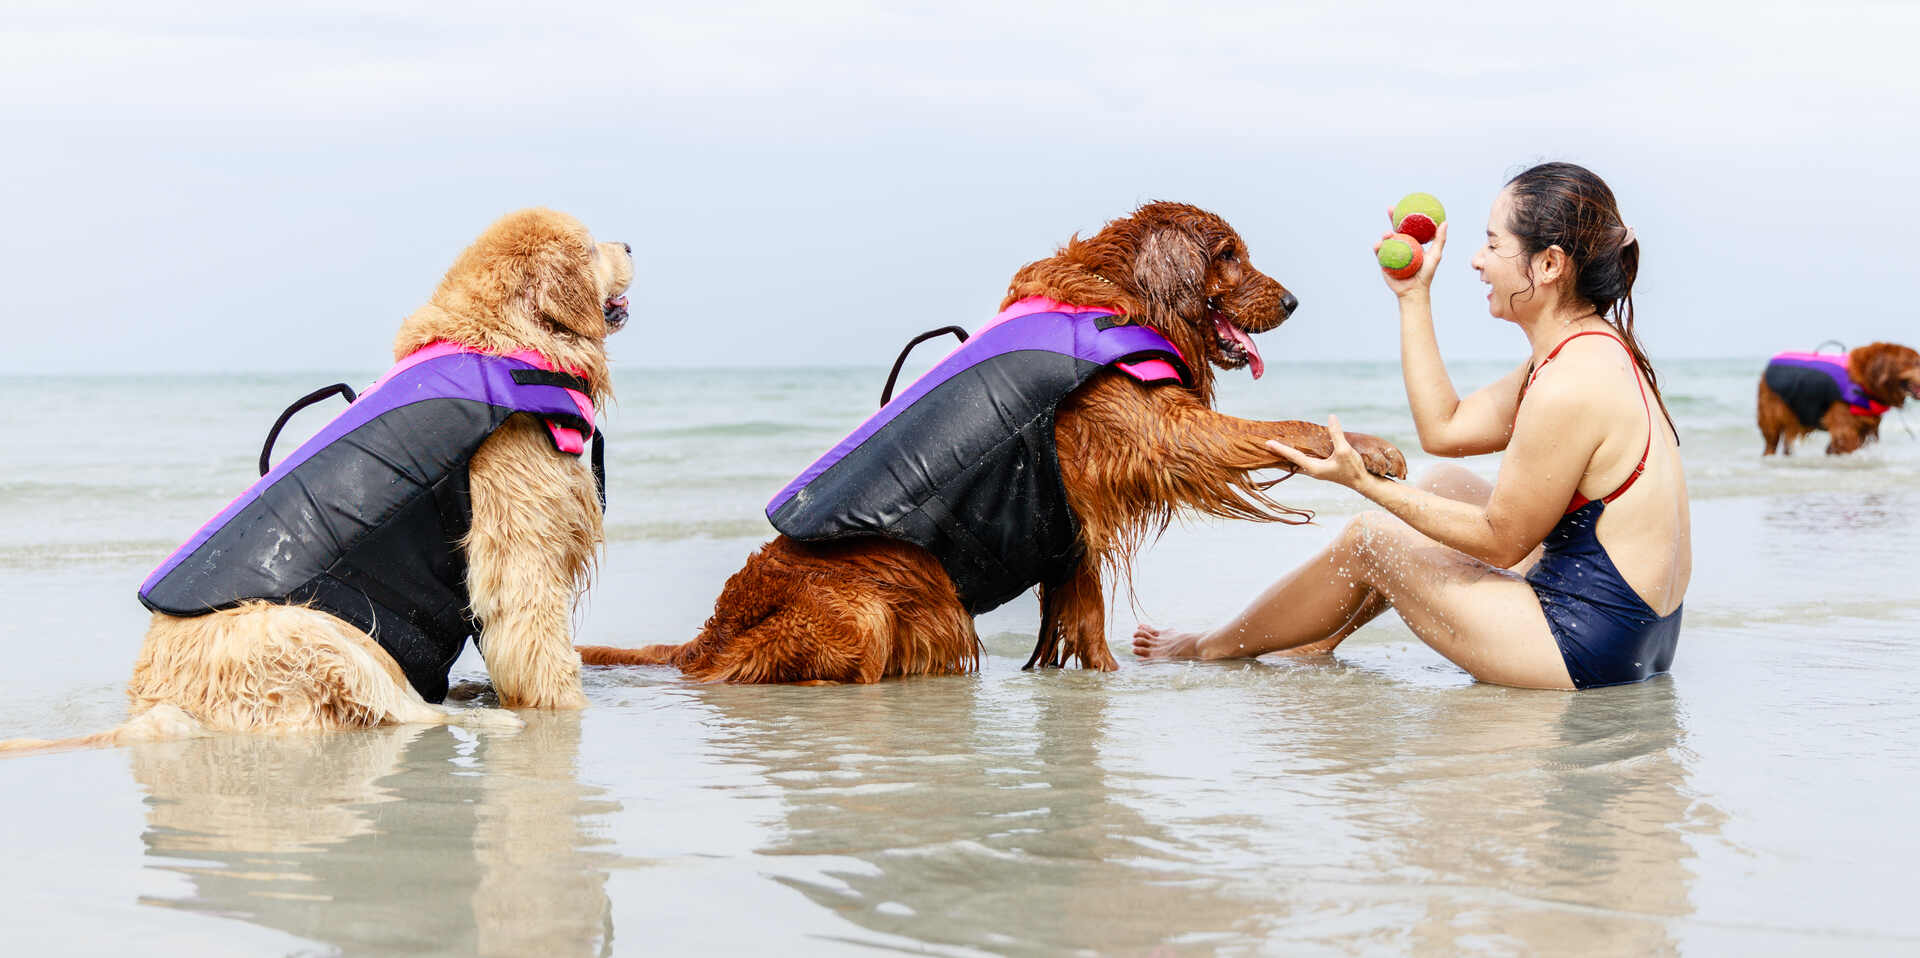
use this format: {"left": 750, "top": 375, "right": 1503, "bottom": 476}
{"left": 578, "top": 202, "right": 1406, "bottom": 684}
{"left": 0, "top": 209, "right": 633, "bottom": 754}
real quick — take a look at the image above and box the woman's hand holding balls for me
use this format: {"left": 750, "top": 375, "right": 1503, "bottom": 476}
{"left": 1391, "top": 192, "right": 1446, "bottom": 243}
{"left": 1374, "top": 217, "right": 1446, "bottom": 297}
{"left": 1376, "top": 192, "right": 1447, "bottom": 292}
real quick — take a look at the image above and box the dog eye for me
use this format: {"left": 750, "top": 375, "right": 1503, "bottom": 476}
{"left": 1218, "top": 245, "right": 1238, "bottom": 262}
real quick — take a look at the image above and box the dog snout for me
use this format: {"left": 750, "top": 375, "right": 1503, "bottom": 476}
{"left": 622, "top": 242, "right": 632, "bottom": 255}
{"left": 1279, "top": 291, "right": 1299, "bottom": 316}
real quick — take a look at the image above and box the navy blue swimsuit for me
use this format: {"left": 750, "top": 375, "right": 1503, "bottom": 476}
{"left": 1522, "top": 332, "right": 1682, "bottom": 689}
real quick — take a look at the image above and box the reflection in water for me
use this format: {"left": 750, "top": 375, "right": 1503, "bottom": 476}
{"left": 1369, "top": 678, "right": 1712, "bottom": 954}
{"left": 120, "top": 658, "right": 1722, "bottom": 954}
{"left": 1762, "top": 490, "right": 1913, "bottom": 538}
{"left": 1127, "top": 664, "right": 1721, "bottom": 954}
{"left": 130, "top": 715, "right": 619, "bottom": 956}
{"left": 692, "top": 669, "right": 1269, "bottom": 953}
{"left": 687, "top": 656, "right": 1723, "bottom": 954}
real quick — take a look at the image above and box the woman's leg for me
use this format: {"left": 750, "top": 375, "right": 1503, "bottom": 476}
{"left": 1130, "top": 525, "right": 1387, "bottom": 659}
{"left": 1293, "top": 464, "right": 1502, "bottom": 652}
{"left": 1133, "top": 473, "right": 1573, "bottom": 689}
{"left": 1136, "top": 464, "right": 1495, "bottom": 657}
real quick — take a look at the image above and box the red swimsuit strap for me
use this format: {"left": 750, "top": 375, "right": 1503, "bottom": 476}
{"left": 1528, "top": 331, "right": 1653, "bottom": 514}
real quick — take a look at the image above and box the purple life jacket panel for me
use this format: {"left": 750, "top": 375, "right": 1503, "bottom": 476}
{"left": 1764, "top": 351, "right": 1889, "bottom": 428}
{"left": 767, "top": 302, "right": 1190, "bottom": 614}
{"left": 138, "top": 346, "right": 599, "bottom": 703}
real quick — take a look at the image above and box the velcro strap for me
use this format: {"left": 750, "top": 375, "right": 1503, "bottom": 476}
{"left": 510, "top": 368, "right": 593, "bottom": 394}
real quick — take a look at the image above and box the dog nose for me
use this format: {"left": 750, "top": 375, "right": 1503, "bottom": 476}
{"left": 622, "top": 242, "right": 632, "bottom": 254}
{"left": 1280, "top": 291, "right": 1299, "bottom": 315}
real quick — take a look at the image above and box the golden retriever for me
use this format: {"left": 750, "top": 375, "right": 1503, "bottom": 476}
{"left": 0, "top": 209, "right": 632, "bottom": 754}
{"left": 579, "top": 201, "right": 1405, "bottom": 683}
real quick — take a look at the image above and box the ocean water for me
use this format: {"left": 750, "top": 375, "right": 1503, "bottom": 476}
{"left": 1, "top": 357, "right": 1918, "bottom": 955}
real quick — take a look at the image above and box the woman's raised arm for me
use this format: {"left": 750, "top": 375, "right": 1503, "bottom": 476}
{"left": 1379, "top": 222, "right": 1526, "bottom": 457}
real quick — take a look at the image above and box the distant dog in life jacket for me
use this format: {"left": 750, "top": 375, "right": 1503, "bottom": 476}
{"left": 1758, "top": 342, "right": 1920, "bottom": 455}
{"left": 0, "top": 209, "right": 633, "bottom": 755}
{"left": 578, "top": 201, "right": 1407, "bottom": 683}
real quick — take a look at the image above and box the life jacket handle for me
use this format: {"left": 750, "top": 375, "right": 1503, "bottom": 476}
{"left": 1814, "top": 339, "right": 1848, "bottom": 354}
{"left": 881, "top": 326, "right": 969, "bottom": 407}
{"left": 259, "top": 383, "right": 358, "bottom": 476}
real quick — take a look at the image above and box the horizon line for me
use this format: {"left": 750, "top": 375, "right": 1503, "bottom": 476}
{"left": 0, "top": 353, "right": 1783, "bottom": 378}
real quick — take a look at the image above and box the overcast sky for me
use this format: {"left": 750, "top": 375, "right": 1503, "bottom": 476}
{"left": 4, "top": 1, "right": 1917, "bottom": 373}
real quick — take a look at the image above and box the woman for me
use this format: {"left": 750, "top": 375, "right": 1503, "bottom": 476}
{"left": 1133, "top": 162, "right": 1689, "bottom": 689}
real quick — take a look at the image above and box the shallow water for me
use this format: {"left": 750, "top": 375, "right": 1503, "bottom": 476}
{"left": 3, "top": 359, "right": 1918, "bottom": 955}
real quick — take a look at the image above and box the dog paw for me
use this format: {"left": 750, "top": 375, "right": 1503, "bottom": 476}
{"left": 1076, "top": 640, "right": 1120, "bottom": 671}
{"left": 446, "top": 707, "right": 524, "bottom": 733}
{"left": 1347, "top": 433, "right": 1408, "bottom": 479}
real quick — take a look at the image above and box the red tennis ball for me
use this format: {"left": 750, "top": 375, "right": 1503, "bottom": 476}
{"left": 1378, "top": 233, "right": 1423, "bottom": 280}
{"left": 1396, "top": 213, "right": 1437, "bottom": 244}
{"left": 1392, "top": 192, "right": 1446, "bottom": 244}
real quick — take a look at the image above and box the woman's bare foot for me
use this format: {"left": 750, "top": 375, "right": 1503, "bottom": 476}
{"left": 1131, "top": 624, "right": 1209, "bottom": 660}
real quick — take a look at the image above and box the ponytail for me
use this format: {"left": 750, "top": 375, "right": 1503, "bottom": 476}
{"left": 1507, "top": 162, "right": 1674, "bottom": 439}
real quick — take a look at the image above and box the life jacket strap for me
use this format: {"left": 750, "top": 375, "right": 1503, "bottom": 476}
{"left": 590, "top": 431, "right": 607, "bottom": 511}
{"left": 881, "top": 326, "right": 970, "bottom": 407}
{"left": 259, "top": 383, "right": 358, "bottom": 477}
{"left": 509, "top": 368, "right": 593, "bottom": 395}
{"left": 508, "top": 367, "right": 607, "bottom": 509}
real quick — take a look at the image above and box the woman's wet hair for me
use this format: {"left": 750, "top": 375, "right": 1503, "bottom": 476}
{"left": 1506, "top": 161, "right": 1673, "bottom": 434}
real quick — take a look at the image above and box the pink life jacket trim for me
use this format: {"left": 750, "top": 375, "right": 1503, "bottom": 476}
{"left": 387, "top": 341, "right": 597, "bottom": 453}
{"left": 1769, "top": 350, "right": 1892, "bottom": 417}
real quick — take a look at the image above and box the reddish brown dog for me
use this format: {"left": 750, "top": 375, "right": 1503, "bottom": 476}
{"left": 580, "top": 202, "right": 1406, "bottom": 683}
{"left": 1759, "top": 342, "right": 1920, "bottom": 455}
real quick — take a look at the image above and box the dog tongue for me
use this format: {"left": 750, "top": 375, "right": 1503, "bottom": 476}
{"left": 1215, "top": 315, "right": 1265, "bottom": 379}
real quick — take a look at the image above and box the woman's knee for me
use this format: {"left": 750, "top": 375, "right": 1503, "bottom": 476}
{"left": 1415, "top": 463, "right": 1492, "bottom": 504}
{"left": 1336, "top": 510, "right": 1403, "bottom": 558}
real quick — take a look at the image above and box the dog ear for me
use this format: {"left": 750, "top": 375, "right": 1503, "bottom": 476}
{"left": 1132, "top": 227, "right": 1209, "bottom": 318}
{"left": 530, "top": 240, "right": 604, "bottom": 337}
{"left": 1856, "top": 344, "right": 1897, "bottom": 394}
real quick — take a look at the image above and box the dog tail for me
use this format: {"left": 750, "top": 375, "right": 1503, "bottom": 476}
{"left": 0, "top": 704, "right": 212, "bottom": 757}
{"left": 0, "top": 701, "right": 523, "bottom": 759}
{"left": 577, "top": 643, "right": 685, "bottom": 667}
{"left": 0, "top": 731, "right": 122, "bottom": 756}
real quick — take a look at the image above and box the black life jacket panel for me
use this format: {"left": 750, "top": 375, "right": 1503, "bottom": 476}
{"left": 1764, "top": 350, "right": 1889, "bottom": 428}
{"left": 138, "top": 343, "right": 601, "bottom": 703}
{"left": 766, "top": 300, "right": 1190, "bottom": 614}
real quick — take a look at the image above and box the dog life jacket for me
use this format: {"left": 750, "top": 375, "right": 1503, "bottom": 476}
{"left": 766, "top": 297, "right": 1192, "bottom": 614}
{"left": 137, "top": 341, "right": 602, "bottom": 704}
{"left": 1763, "top": 350, "right": 1890, "bottom": 428}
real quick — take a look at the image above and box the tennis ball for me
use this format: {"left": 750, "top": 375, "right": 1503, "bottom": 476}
{"left": 1392, "top": 192, "right": 1446, "bottom": 244}
{"left": 1377, "top": 234, "right": 1423, "bottom": 280}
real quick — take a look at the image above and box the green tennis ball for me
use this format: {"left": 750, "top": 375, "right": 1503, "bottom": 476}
{"left": 1392, "top": 192, "right": 1446, "bottom": 244}
{"left": 1377, "top": 234, "right": 1423, "bottom": 279}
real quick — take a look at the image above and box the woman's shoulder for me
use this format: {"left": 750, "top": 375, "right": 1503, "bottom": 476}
{"left": 1515, "top": 366, "right": 1594, "bottom": 424}
{"left": 1522, "top": 337, "right": 1639, "bottom": 422}
{"left": 1535, "top": 332, "right": 1641, "bottom": 392}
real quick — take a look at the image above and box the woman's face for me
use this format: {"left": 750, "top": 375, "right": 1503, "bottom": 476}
{"left": 1469, "top": 189, "right": 1535, "bottom": 323}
